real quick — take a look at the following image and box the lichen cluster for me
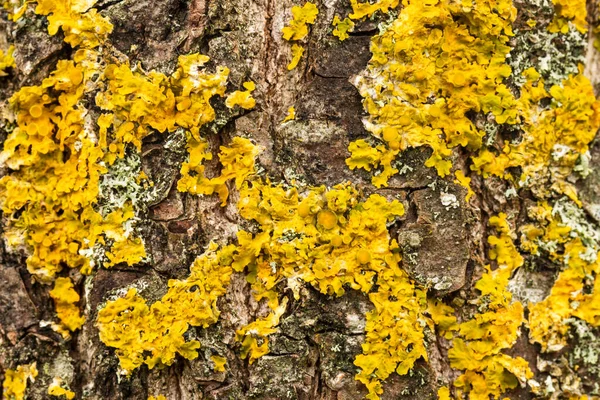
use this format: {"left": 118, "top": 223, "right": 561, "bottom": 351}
{"left": 2, "top": 0, "right": 600, "bottom": 398}
{"left": 49, "top": 277, "right": 85, "bottom": 339}
{"left": 346, "top": 0, "right": 517, "bottom": 182}
{"left": 2, "top": 363, "right": 37, "bottom": 400}
{"left": 0, "top": 0, "right": 149, "bottom": 348}
{"left": 97, "top": 240, "right": 234, "bottom": 374}
{"left": 281, "top": 2, "right": 318, "bottom": 70}
{"left": 47, "top": 377, "right": 75, "bottom": 399}
{"left": 346, "top": 0, "right": 600, "bottom": 198}
{"left": 433, "top": 214, "right": 532, "bottom": 399}
{"left": 523, "top": 201, "right": 600, "bottom": 353}
{"left": 0, "top": 44, "right": 15, "bottom": 76}
{"left": 98, "top": 137, "right": 428, "bottom": 398}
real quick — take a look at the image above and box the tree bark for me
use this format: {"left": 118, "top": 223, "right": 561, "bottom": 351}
{"left": 1, "top": 0, "right": 600, "bottom": 399}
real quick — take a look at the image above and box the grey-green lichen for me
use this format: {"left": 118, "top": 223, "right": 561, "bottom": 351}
{"left": 508, "top": 0, "right": 586, "bottom": 88}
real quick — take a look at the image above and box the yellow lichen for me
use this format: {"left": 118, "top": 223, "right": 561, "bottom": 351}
{"left": 348, "top": 0, "right": 517, "bottom": 184}
{"left": 99, "top": 138, "right": 427, "bottom": 398}
{"left": 349, "top": 0, "right": 399, "bottom": 20}
{"left": 453, "top": 170, "right": 474, "bottom": 202}
{"left": 47, "top": 377, "right": 75, "bottom": 399}
{"left": 0, "top": 45, "right": 15, "bottom": 76}
{"left": 49, "top": 277, "right": 85, "bottom": 338}
{"left": 2, "top": 363, "right": 38, "bottom": 400}
{"left": 332, "top": 16, "right": 354, "bottom": 41}
{"left": 523, "top": 201, "right": 600, "bottom": 352}
{"left": 177, "top": 136, "right": 259, "bottom": 205}
{"left": 96, "top": 241, "right": 234, "bottom": 374}
{"left": 470, "top": 68, "right": 600, "bottom": 192}
{"left": 35, "top": 0, "right": 113, "bottom": 48}
{"left": 437, "top": 386, "right": 451, "bottom": 400}
{"left": 225, "top": 81, "right": 256, "bottom": 109}
{"left": 0, "top": 0, "right": 150, "bottom": 284}
{"left": 432, "top": 214, "right": 532, "bottom": 399}
{"left": 283, "top": 106, "right": 296, "bottom": 122}
{"left": 148, "top": 396, "right": 166, "bottom": 400}
{"left": 348, "top": 0, "right": 600, "bottom": 193}
{"left": 427, "top": 298, "right": 458, "bottom": 340}
{"left": 237, "top": 297, "right": 288, "bottom": 363}
{"left": 210, "top": 355, "right": 227, "bottom": 372}
{"left": 281, "top": 2, "right": 319, "bottom": 41}
{"left": 1, "top": 0, "right": 30, "bottom": 21}
{"left": 234, "top": 178, "right": 424, "bottom": 399}
{"left": 0, "top": 52, "right": 146, "bottom": 280}
{"left": 287, "top": 43, "right": 304, "bottom": 70}
{"left": 95, "top": 54, "right": 229, "bottom": 160}
{"left": 547, "top": 0, "right": 588, "bottom": 34}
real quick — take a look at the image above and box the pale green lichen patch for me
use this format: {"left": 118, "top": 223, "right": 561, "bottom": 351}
{"left": 507, "top": 0, "right": 586, "bottom": 88}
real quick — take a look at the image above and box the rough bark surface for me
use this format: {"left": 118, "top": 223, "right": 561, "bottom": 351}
{"left": 1, "top": 0, "right": 600, "bottom": 400}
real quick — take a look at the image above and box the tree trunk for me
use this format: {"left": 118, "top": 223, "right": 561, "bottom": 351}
{"left": 1, "top": 0, "right": 600, "bottom": 399}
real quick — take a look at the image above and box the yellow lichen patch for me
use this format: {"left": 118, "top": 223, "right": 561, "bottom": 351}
{"left": 225, "top": 81, "right": 257, "bottom": 109}
{"left": 35, "top": 0, "right": 113, "bottom": 48}
{"left": 355, "top": 264, "right": 427, "bottom": 399}
{"left": 234, "top": 178, "right": 425, "bottom": 399}
{"left": 96, "top": 242, "right": 235, "bottom": 374}
{"left": 2, "top": 363, "right": 38, "bottom": 400}
{"left": 237, "top": 297, "right": 288, "bottom": 363}
{"left": 1, "top": 0, "right": 30, "bottom": 21}
{"left": 48, "top": 377, "right": 75, "bottom": 399}
{"left": 332, "top": 16, "right": 354, "bottom": 41}
{"left": 287, "top": 43, "right": 304, "bottom": 70}
{"left": 453, "top": 170, "right": 474, "bottom": 202}
{"left": 282, "top": 106, "right": 296, "bottom": 122}
{"left": 177, "top": 136, "right": 259, "bottom": 206}
{"left": 523, "top": 201, "right": 600, "bottom": 352}
{"left": 437, "top": 386, "right": 451, "bottom": 400}
{"left": 49, "top": 277, "right": 85, "bottom": 338}
{"left": 210, "top": 355, "right": 227, "bottom": 372}
{"left": 95, "top": 54, "right": 230, "bottom": 160}
{"left": 0, "top": 51, "right": 145, "bottom": 281}
{"left": 427, "top": 298, "right": 458, "bottom": 340}
{"left": 0, "top": 45, "right": 15, "bottom": 76}
{"left": 346, "top": 139, "right": 398, "bottom": 187}
{"left": 471, "top": 69, "right": 600, "bottom": 190}
{"left": 349, "top": 0, "right": 399, "bottom": 20}
{"left": 148, "top": 396, "right": 166, "bottom": 400}
{"left": 281, "top": 2, "right": 318, "bottom": 41}
{"left": 440, "top": 214, "right": 532, "bottom": 399}
{"left": 548, "top": 0, "right": 588, "bottom": 34}
{"left": 98, "top": 137, "right": 427, "bottom": 397}
{"left": 488, "top": 213, "right": 524, "bottom": 271}
{"left": 349, "top": 0, "right": 517, "bottom": 184}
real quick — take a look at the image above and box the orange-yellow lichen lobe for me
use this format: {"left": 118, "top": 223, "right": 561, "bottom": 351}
{"left": 349, "top": 0, "right": 399, "bottom": 20}
{"left": 348, "top": 0, "right": 518, "bottom": 185}
{"left": 332, "top": 16, "right": 354, "bottom": 41}
{"left": 48, "top": 377, "right": 75, "bottom": 399}
{"left": 2, "top": 363, "right": 38, "bottom": 400}
{"left": 548, "top": 0, "right": 588, "bottom": 34}
{"left": 49, "top": 277, "right": 85, "bottom": 337}
{"left": 210, "top": 355, "right": 227, "bottom": 372}
{"left": 35, "top": 0, "right": 113, "bottom": 48}
{"left": 281, "top": 2, "right": 319, "bottom": 41}
{"left": 97, "top": 241, "right": 234, "bottom": 374}
{"left": 225, "top": 81, "right": 257, "bottom": 109}
{"left": 287, "top": 43, "right": 304, "bottom": 70}
{"left": 177, "top": 136, "right": 259, "bottom": 205}
{"left": 0, "top": 45, "right": 16, "bottom": 76}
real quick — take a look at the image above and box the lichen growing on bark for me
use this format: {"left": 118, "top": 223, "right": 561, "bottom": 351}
{"left": 1, "top": 0, "right": 600, "bottom": 398}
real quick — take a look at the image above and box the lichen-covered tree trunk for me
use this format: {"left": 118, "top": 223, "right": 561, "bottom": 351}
{"left": 2, "top": 0, "right": 600, "bottom": 399}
